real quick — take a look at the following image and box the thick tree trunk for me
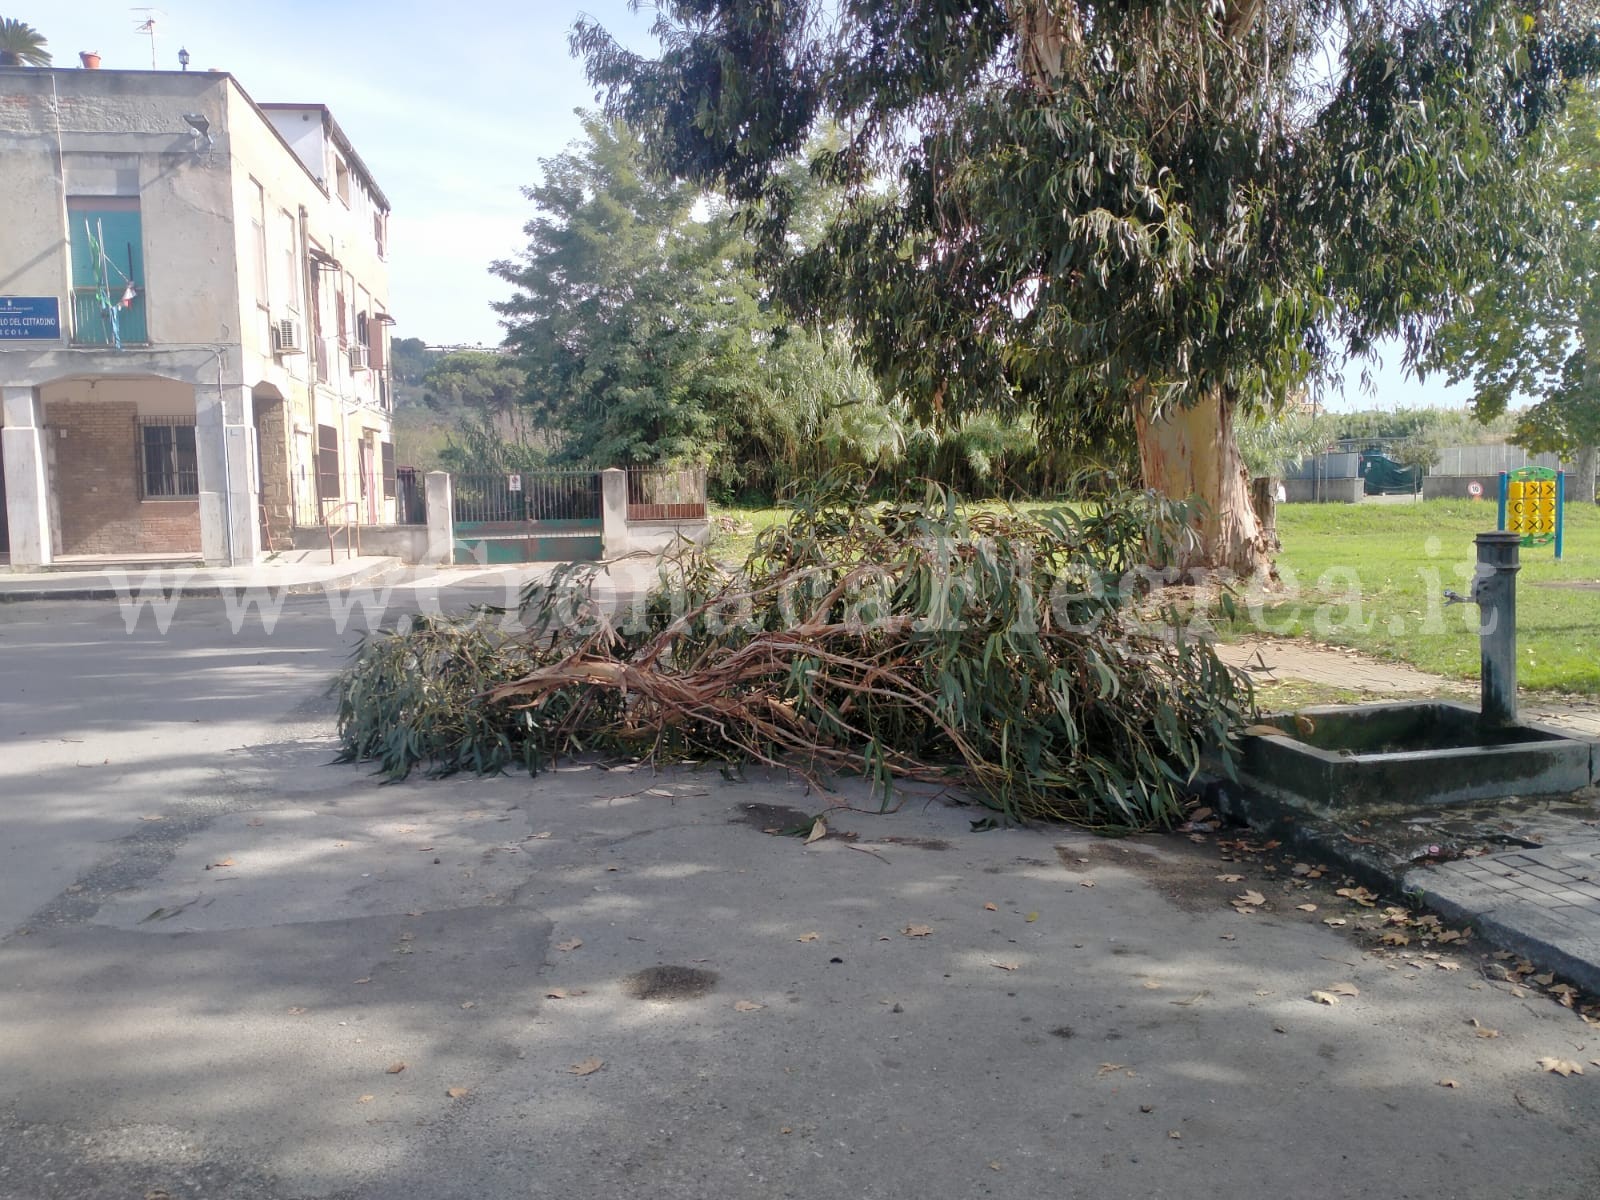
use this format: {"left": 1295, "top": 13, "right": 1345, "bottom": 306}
{"left": 1249, "top": 475, "right": 1280, "bottom": 553}
{"left": 1573, "top": 445, "right": 1597, "bottom": 504}
{"left": 1134, "top": 389, "right": 1270, "bottom": 578}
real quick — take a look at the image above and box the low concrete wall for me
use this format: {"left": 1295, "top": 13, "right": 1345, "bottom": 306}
{"left": 358, "top": 526, "right": 429, "bottom": 562}
{"left": 1283, "top": 477, "right": 1363, "bottom": 504}
{"left": 625, "top": 519, "right": 710, "bottom": 555}
{"left": 1423, "top": 476, "right": 1498, "bottom": 502}
{"left": 288, "top": 524, "right": 427, "bottom": 562}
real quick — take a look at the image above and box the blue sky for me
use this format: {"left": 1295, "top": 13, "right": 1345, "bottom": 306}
{"left": 34, "top": 1, "right": 1475, "bottom": 412}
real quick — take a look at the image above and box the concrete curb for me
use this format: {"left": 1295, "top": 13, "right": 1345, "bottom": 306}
{"left": 0, "top": 556, "right": 402, "bottom": 603}
{"left": 1214, "top": 775, "right": 1600, "bottom": 996}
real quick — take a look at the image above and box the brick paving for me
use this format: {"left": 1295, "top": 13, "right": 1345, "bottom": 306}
{"left": 1221, "top": 635, "right": 1600, "bottom": 991}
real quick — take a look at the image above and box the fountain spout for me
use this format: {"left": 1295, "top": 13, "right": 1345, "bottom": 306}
{"left": 1469, "top": 532, "right": 1522, "bottom": 727}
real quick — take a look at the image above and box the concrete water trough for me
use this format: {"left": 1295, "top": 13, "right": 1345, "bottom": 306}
{"left": 1239, "top": 700, "right": 1598, "bottom": 811}
{"left": 1237, "top": 532, "right": 1600, "bottom": 813}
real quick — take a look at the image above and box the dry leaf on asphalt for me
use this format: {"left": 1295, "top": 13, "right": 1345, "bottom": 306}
{"left": 1470, "top": 1018, "right": 1500, "bottom": 1039}
{"left": 1329, "top": 982, "right": 1360, "bottom": 998}
{"left": 1296, "top": 904, "right": 1318, "bottom": 912}
{"left": 902, "top": 924, "right": 933, "bottom": 938}
{"left": 1437, "top": 1079, "right": 1460, "bottom": 1089}
{"left": 1324, "top": 918, "right": 1347, "bottom": 927}
{"left": 1310, "top": 990, "right": 1342, "bottom": 1006}
{"left": 983, "top": 902, "right": 998, "bottom": 911}
{"left": 1027, "top": 909, "right": 1042, "bottom": 919}
{"left": 797, "top": 932, "right": 820, "bottom": 942}
{"left": 353, "top": 977, "right": 372, "bottom": 985}
{"left": 286, "top": 1006, "right": 307, "bottom": 1016}
{"left": 460, "top": 1001, "right": 476, "bottom": 1009}
{"left": 1216, "top": 874, "right": 1243, "bottom": 883}
{"left": 1381, "top": 932, "right": 1410, "bottom": 946}
{"left": 385, "top": 1062, "right": 407, "bottom": 1075}
{"left": 1095, "top": 1063, "right": 1125, "bottom": 1077}
{"left": 991, "top": 961, "right": 1020, "bottom": 971}
{"left": 1236, "top": 890, "right": 1267, "bottom": 907}
{"left": 545, "top": 988, "right": 567, "bottom": 1000}
{"left": 734, "top": 1000, "right": 765, "bottom": 1012}
{"left": 445, "top": 1086, "right": 469, "bottom": 1099}
{"left": 1537, "top": 1057, "right": 1583, "bottom": 1077}
{"left": 357, "top": 1094, "right": 374, "bottom": 1103}
{"left": 805, "top": 819, "right": 827, "bottom": 845}
{"left": 556, "top": 938, "right": 583, "bottom": 952}
{"left": 569, "top": 1057, "right": 604, "bottom": 1077}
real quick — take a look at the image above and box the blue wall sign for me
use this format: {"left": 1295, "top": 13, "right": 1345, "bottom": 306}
{"left": 0, "top": 297, "right": 62, "bottom": 340}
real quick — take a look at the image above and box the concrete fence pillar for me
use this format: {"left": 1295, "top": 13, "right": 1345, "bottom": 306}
{"left": 1, "top": 385, "right": 52, "bottom": 567}
{"left": 424, "top": 471, "right": 454, "bottom": 566}
{"left": 600, "top": 468, "right": 629, "bottom": 558}
{"left": 195, "top": 383, "right": 260, "bottom": 566}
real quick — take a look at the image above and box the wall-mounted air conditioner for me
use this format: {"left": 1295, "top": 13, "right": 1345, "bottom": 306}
{"left": 272, "top": 318, "right": 304, "bottom": 355}
{"left": 348, "top": 343, "right": 370, "bottom": 371}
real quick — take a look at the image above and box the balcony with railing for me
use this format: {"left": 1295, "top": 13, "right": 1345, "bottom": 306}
{"left": 70, "top": 287, "right": 149, "bottom": 346}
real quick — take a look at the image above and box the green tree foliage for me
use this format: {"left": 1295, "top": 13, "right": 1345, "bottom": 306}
{"left": 422, "top": 351, "right": 527, "bottom": 422}
{"left": 493, "top": 115, "right": 772, "bottom": 469}
{"left": 388, "top": 337, "right": 438, "bottom": 402}
{"left": 574, "top": 1, "right": 1599, "bottom": 570}
{"left": 1426, "top": 80, "right": 1600, "bottom": 497}
{"left": 0, "top": 17, "right": 51, "bottom": 66}
{"left": 1235, "top": 409, "right": 1335, "bottom": 481}
{"left": 1328, "top": 407, "right": 1511, "bottom": 444}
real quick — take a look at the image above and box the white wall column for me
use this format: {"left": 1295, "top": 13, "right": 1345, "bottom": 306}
{"left": 600, "top": 468, "right": 629, "bottom": 558}
{"left": 195, "top": 383, "right": 261, "bottom": 566}
{"left": 424, "top": 471, "right": 453, "bottom": 566}
{"left": 1, "top": 385, "right": 52, "bottom": 567}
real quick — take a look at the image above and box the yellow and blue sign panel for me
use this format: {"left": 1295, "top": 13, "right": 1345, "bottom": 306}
{"left": 1499, "top": 466, "right": 1564, "bottom": 558}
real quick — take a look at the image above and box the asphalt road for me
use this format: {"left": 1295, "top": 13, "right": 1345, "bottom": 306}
{"left": 2, "top": 591, "right": 1599, "bottom": 1199}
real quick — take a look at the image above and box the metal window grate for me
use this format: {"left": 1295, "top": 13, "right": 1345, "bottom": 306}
{"left": 138, "top": 417, "right": 198, "bottom": 498}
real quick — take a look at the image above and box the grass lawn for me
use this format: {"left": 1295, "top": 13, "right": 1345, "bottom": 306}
{"left": 711, "top": 495, "right": 1600, "bottom": 695}
{"left": 1254, "top": 499, "right": 1600, "bottom": 694}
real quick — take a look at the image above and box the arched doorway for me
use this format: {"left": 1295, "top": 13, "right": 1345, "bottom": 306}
{"left": 251, "top": 382, "right": 291, "bottom": 552}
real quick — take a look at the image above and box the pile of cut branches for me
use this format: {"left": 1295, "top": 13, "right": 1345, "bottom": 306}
{"left": 336, "top": 476, "right": 1252, "bottom": 830}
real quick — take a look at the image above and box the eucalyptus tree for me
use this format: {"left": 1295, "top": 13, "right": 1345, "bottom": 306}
{"left": 1427, "top": 80, "right": 1600, "bottom": 501}
{"left": 575, "top": 1, "right": 1599, "bottom": 572}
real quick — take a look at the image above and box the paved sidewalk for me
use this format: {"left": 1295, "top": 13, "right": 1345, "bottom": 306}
{"left": 1219, "top": 634, "right": 1600, "bottom": 994}
{"left": 1408, "top": 836, "right": 1600, "bottom": 992}
{"left": 0, "top": 551, "right": 401, "bottom": 601}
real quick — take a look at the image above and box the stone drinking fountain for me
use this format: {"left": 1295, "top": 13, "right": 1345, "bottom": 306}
{"left": 1237, "top": 532, "right": 1600, "bottom": 812}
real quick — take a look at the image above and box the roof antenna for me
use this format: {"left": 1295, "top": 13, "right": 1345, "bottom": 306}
{"left": 131, "top": 8, "right": 165, "bottom": 69}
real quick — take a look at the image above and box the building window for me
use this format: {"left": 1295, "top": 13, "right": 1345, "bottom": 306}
{"left": 280, "top": 212, "right": 300, "bottom": 312}
{"left": 381, "top": 441, "right": 396, "bottom": 499}
{"left": 373, "top": 211, "right": 387, "bottom": 258}
{"left": 334, "top": 156, "right": 351, "bottom": 206}
{"left": 68, "top": 197, "right": 148, "bottom": 345}
{"left": 316, "top": 423, "right": 341, "bottom": 501}
{"left": 139, "top": 419, "right": 198, "bottom": 498}
{"left": 250, "top": 179, "right": 269, "bottom": 310}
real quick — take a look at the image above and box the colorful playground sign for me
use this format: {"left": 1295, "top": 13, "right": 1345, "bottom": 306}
{"left": 1498, "top": 467, "right": 1564, "bottom": 559}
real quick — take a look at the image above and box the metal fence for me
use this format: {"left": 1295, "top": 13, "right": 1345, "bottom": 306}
{"left": 452, "top": 470, "right": 601, "bottom": 525}
{"left": 394, "top": 466, "right": 426, "bottom": 525}
{"left": 1283, "top": 444, "right": 1567, "bottom": 482}
{"left": 626, "top": 465, "right": 708, "bottom": 521}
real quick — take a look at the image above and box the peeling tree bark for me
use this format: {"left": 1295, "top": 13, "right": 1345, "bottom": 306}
{"left": 1134, "top": 389, "right": 1271, "bottom": 578}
